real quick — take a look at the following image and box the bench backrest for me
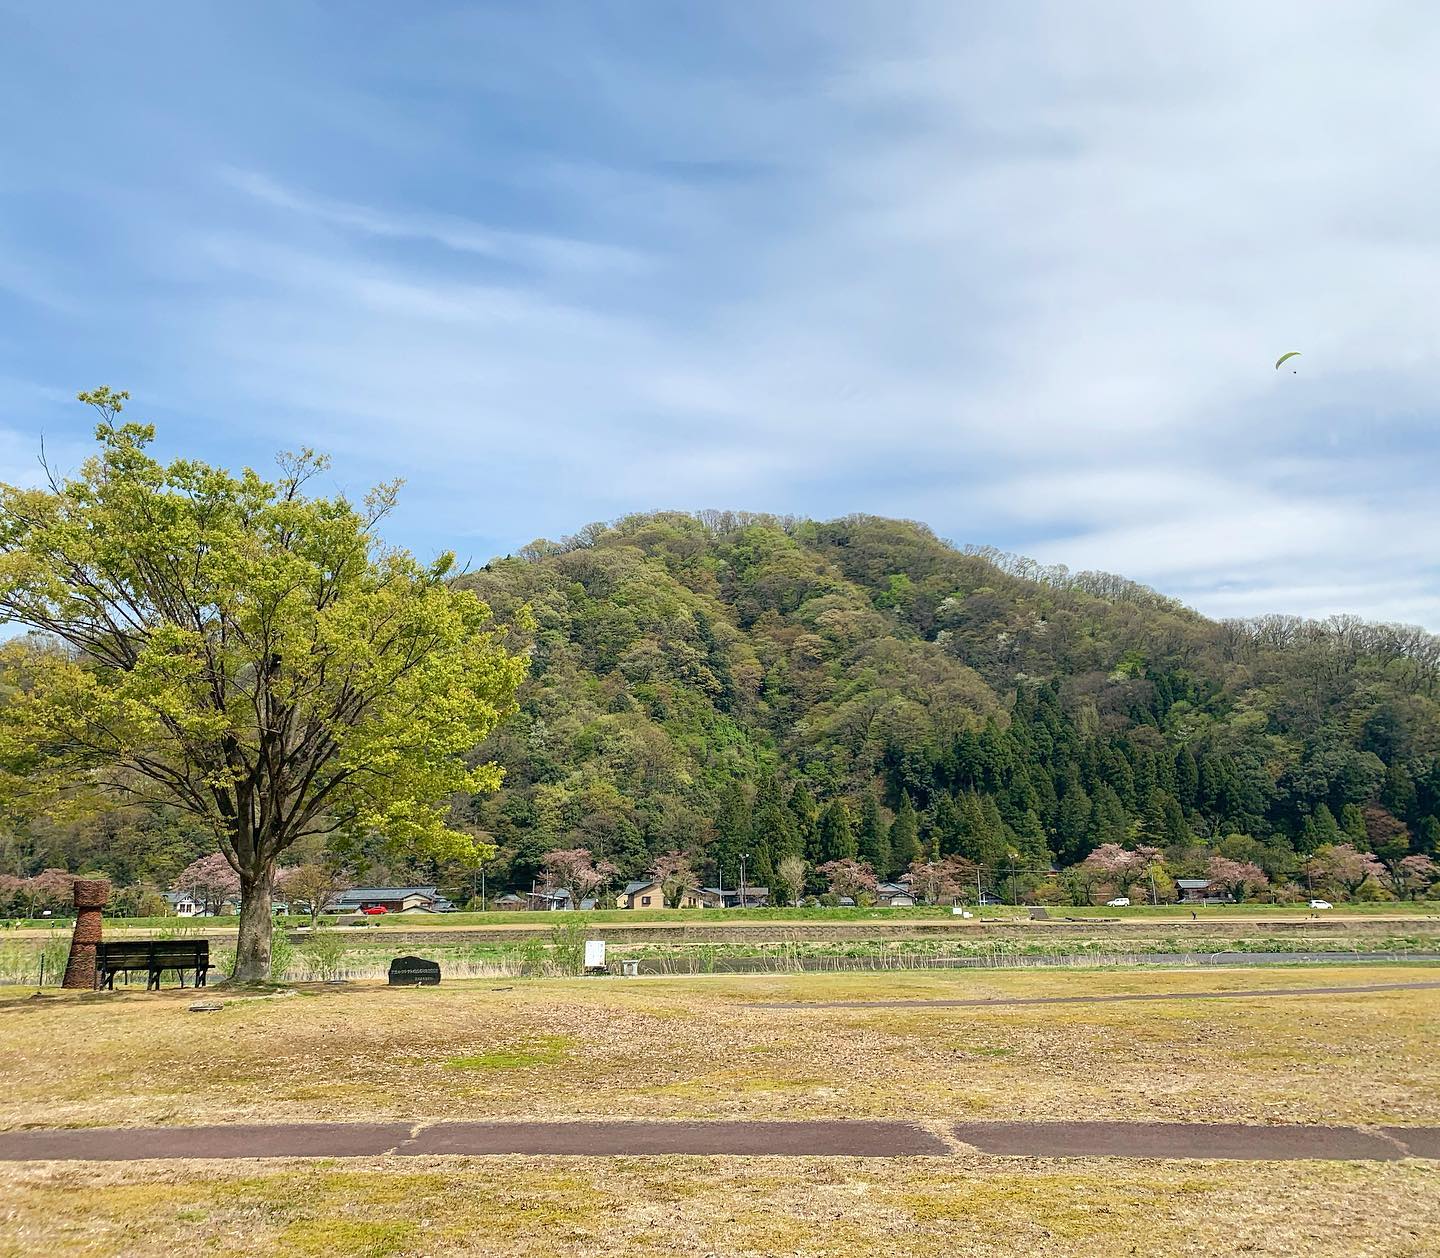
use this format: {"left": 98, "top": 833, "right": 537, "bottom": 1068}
{"left": 97, "top": 940, "right": 210, "bottom": 968}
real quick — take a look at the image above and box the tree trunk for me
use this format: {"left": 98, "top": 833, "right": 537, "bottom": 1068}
{"left": 233, "top": 863, "right": 276, "bottom": 982}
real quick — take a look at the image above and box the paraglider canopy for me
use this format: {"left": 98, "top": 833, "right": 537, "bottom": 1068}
{"left": 1274, "top": 351, "right": 1301, "bottom": 371}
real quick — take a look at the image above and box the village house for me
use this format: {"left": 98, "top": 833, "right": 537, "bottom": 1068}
{"left": 162, "top": 890, "right": 240, "bottom": 917}
{"left": 330, "top": 885, "right": 456, "bottom": 914}
{"left": 526, "top": 887, "right": 575, "bottom": 911}
{"left": 162, "top": 890, "right": 201, "bottom": 917}
{"left": 1176, "top": 878, "right": 1231, "bottom": 904}
{"left": 616, "top": 878, "right": 703, "bottom": 909}
{"left": 874, "top": 881, "right": 917, "bottom": 908}
{"left": 697, "top": 885, "right": 770, "bottom": 908}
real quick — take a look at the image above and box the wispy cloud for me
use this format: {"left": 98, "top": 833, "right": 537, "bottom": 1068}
{"left": 220, "top": 168, "right": 646, "bottom": 278}
{"left": 0, "top": 2, "right": 1437, "bottom": 625}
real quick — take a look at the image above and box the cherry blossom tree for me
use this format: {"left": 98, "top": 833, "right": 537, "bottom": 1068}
{"left": 23, "top": 867, "right": 77, "bottom": 916}
{"left": 903, "top": 855, "right": 976, "bottom": 904}
{"left": 1073, "top": 844, "right": 1163, "bottom": 902}
{"left": 539, "top": 848, "right": 618, "bottom": 904}
{"left": 1390, "top": 854, "right": 1437, "bottom": 900}
{"left": 650, "top": 851, "right": 698, "bottom": 907}
{"left": 1204, "top": 856, "right": 1269, "bottom": 902}
{"left": 1304, "top": 844, "right": 1385, "bottom": 899}
{"left": 174, "top": 853, "right": 241, "bottom": 916}
{"left": 816, "top": 858, "right": 878, "bottom": 902}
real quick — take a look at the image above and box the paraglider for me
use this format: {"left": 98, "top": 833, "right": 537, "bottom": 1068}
{"left": 1274, "top": 351, "right": 1301, "bottom": 372}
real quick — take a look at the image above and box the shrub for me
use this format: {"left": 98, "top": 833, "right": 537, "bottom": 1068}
{"left": 517, "top": 937, "right": 549, "bottom": 976}
{"left": 299, "top": 928, "right": 348, "bottom": 980}
{"left": 269, "top": 927, "right": 295, "bottom": 982}
{"left": 548, "top": 920, "right": 586, "bottom": 976}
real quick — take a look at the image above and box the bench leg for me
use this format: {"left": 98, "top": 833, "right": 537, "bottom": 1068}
{"left": 197, "top": 968, "right": 207, "bottom": 988}
{"left": 148, "top": 969, "right": 159, "bottom": 991}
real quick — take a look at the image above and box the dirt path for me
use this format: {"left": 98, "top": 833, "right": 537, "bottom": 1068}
{"left": 2, "top": 1120, "right": 1436, "bottom": 1162}
{"left": 753, "top": 978, "right": 1440, "bottom": 1009}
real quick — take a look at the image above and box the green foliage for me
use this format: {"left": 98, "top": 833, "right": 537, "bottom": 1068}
{"left": 7, "top": 499, "right": 1440, "bottom": 912}
{"left": 299, "top": 926, "right": 348, "bottom": 980}
{"left": 889, "top": 794, "right": 921, "bottom": 872}
{"left": 0, "top": 395, "right": 527, "bottom": 979}
{"left": 816, "top": 799, "right": 857, "bottom": 863}
{"left": 547, "top": 918, "right": 587, "bottom": 975}
{"left": 455, "top": 512, "right": 1440, "bottom": 899}
{"left": 269, "top": 926, "right": 296, "bottom": 982}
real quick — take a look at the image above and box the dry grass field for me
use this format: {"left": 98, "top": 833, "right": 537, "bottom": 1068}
{"left": 3, "top": 1155, "right": 1438, "bottom": 1258}
{"left": 4, "top": 964, "right": 1439, "bottom": 1256}
{"left": 3, "top": 964, "right": 1438, "bottom": 1130}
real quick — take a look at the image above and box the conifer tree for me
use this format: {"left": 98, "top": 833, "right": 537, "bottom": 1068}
{"left": 889, "top": 792, "right": 921, "bottom": 871}
{"left": 857, "top": 792, "right": 891, "bottom": 877}
{"left": 816, "top": 799, "right": 858, "bottom": 863}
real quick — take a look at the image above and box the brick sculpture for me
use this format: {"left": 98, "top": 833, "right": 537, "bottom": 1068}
{"left": 62, "top": 878, "right": 110, "bottom": 990}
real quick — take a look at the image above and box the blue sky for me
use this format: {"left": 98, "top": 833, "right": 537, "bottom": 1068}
{"left": 2, "top": 2, "right": 1438, "bottom": 626}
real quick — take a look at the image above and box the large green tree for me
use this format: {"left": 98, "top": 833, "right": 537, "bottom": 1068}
{"left": 0, "top": 391, "right": 527, "bottom": 978}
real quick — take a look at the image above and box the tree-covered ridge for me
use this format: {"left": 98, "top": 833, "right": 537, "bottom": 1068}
{"left": 455, "top": 511, "right": 1440, "bottom": 897}
{"left": 7, "top": 507, "right": 1437, "bottom": 904}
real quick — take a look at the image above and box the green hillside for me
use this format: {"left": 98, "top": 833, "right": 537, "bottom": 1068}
{"left": 7, "top": 509, "right": 1437, "bottom": 906}
{"left": 451, "top": 512, "right": 1440, "bottom": 897}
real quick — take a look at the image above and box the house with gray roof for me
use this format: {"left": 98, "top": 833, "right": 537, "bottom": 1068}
{"left": 330, "top": 886, "right": 455, "bottom": 914}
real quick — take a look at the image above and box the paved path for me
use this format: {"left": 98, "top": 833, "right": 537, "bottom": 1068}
{"left": 753, "top": 979, "right": 1440, "bottom": 1010}
{"left": 1, "top": 1120, "right": 1437, "bottom": 1163}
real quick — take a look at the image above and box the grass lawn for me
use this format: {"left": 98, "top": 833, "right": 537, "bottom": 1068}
{"left": 3, "top": 1155, "right": 1438, "bottom": 1258}
{"left": 3, "top": 964, "right": 1438, "bottom": 1131}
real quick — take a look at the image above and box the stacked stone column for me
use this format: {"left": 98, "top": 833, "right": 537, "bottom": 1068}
{"left": 62, "top": 878, "right": 109, "bottom": 989}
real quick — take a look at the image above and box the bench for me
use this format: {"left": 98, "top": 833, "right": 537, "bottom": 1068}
{"left": 96, "top": 940, "right": 211, "bottom": 990}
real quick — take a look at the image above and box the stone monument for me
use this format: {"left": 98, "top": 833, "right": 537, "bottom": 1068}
{"left": 387, "top": 955, "right": 441, "bottom": 986}
{"left": 62, "top": 878, "right": 109, "bottom": 990}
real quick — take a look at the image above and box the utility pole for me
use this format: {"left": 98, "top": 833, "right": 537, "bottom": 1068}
{"left": 739, "top": 854, "right": 748, "bottom": 910}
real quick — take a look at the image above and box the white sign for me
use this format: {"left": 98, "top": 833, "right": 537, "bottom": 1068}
{"left": 584, "top": 940, "right": 606, "bottom": 969}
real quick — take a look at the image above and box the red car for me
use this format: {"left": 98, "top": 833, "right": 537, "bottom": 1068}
{"left": 361, "top": 906, "right": 388, "bottom": 915}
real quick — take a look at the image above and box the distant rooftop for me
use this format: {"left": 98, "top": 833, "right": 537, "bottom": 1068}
{"left": 335, "top": 886, "right": 442, "bottom": 901}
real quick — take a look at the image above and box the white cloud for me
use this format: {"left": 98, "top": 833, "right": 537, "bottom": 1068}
{"left": 220, "top": 168, "right": 646, "bottom": 278}
{"left": 16, "top": 2, "right": 1436, "bottom": 626}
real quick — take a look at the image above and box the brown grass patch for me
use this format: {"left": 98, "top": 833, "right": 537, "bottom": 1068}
{"left": 1, "top": 1155, "right": 1437, "bottom": 1257}
{"left": 2, "top": 964, "right": 1437, "bottom": 1129}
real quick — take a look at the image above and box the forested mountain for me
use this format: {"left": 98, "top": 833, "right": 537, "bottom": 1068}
{"left": 452, "top": 512, "right": 1440, "bottom": 897}
{"left": 7, "top": 510, "right": 1439, "bottom": 902}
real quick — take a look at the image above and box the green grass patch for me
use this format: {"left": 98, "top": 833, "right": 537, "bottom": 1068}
{"left": 444, "top": 1035, "right": 572, "bottom": 1071}
{"left": 278, "top": 1219, "right": 413, "bottom": 1256}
